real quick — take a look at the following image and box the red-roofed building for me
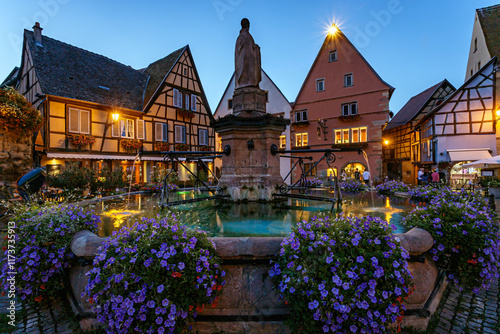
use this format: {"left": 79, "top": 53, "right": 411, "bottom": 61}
{"left": 290, "top": 26, "right": 393, "bottom": 184}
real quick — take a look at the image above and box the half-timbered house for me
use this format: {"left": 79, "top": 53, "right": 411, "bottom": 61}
{"left": 9, "top": 23, "right": 214, "bottom": 183}
{"left": 415, "top": 57, "right": 497, "bottom": 186}
{"left": 291, "top": 26, "right": 393, "bottom": 184}
{"left": 382, "top": 80, "right": 455, "bottom": 184}
{"left": 213, "top": 69, "right": 292, "bottom": 182}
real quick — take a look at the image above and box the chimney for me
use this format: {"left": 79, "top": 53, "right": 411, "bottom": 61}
{"left": 33, "top": 22, "right": 43, "bottom": 47}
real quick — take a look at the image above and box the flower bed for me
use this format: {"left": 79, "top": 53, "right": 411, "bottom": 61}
{"left": 403, "top": 192, "right": 499, "bottom": 293}
{"left": 375, "top": 180, "right": 409, "bottom": 194}
{"left": 408, "top": 184, "right": 450, "bottom": 202}
{"left": 85, "top": 214, "right": 225, "bottom": 333}
{"left": 0, "top": 204, "right": 100, "bottom": 305}
{"left": 139, "top": 182, "right": 178, "bottom": 193}
{"left": 304, "top": 177, "right": 323, "bottom": 188}
{"left": 339, "top": 179, "right": 366, "bottom": 193}
{"left": 270, "top": 215, "right": 414, "bottom": 333}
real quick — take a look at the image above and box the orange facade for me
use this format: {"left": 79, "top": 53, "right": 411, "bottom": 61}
{"left": 290, "top": 28, "right": 392, "bottom": 184}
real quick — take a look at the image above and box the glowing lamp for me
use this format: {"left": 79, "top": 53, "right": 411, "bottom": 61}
{"left": 496, "top": 108, "right": 500, "bottom": 117}
{"left": 384, "top": 140, "right": 389, "bottom": 145}
{"left": 112, "top": 113, "right": 120, "bottom": 122}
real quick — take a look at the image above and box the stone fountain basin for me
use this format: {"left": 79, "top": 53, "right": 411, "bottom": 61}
{"left": 70, "top": 228, "right": 446, "bottom": 333}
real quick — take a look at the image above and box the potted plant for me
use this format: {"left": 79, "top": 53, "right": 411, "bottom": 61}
{"left": 486, "top": 178, "right": 500, "bottom": 198}
{"left": 375, "top": 180, "right": 409, "bottom": 194}
{"left": 270, "top": 215, "right": 414, "bottom": 333}
{"left": 85, "top": 214, "right": 225, "bottom": 333}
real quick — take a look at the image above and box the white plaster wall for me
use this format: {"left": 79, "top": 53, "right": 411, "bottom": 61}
{"left": 465, "top": 12, "right": 491, "bottom": 81}
{"left": 437, "top": 134, "right": 497, "bottom": 162}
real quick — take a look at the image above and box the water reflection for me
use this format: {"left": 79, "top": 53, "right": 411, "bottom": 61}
{"left": 94, "top": 190, "right": 413, "bottom": 237}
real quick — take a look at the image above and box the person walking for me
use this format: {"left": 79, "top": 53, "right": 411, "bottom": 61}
{"left": 362, "top": 169, "right": 370, "bottom": 186}
{"left": 354, "top": 168, "right": 361, "bottom": 182}
{"left": 431, "top": 169, "right": 439, "bottom": 185}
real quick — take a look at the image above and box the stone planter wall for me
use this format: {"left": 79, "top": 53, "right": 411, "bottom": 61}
{"left": 69, "top": 228, "right": 446, "bottom": 333}
{"left": 0, "top": 131, "right": 32, "bottom": 183}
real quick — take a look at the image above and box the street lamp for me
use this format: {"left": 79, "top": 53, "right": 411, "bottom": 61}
{"left": 112, "top": 113, "right": 119, "bottom": 122}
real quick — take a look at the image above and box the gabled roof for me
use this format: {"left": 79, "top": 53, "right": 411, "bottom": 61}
{"left": 142, "top": 46, "right": 186, "bottom": 109}
{"left": 294, "top": 28, "right": 394, "bottom": 104}
{"left": 24, "top": 30, "right": 148, "bottom": 111}
{"left": 477, "top": 4, "right": 500, "bottom": 59}
{"left": 385, "top": 80, "right": 451, "bottom": 131}
{"left": 1, "top": 67, "right": 20, "bottom": 87}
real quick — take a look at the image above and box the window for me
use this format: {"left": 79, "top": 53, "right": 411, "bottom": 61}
{"left": 304, "top": 162, "right": 317, "bottom": 177}
{"left": 329, "top": 50, "right": 337, "bottom": 62}
{"left": 120, "top": 119, "right": 135, "bottom": 139}
{"left": 136, "top": 119, "right": 145, "bottom": 140}
{"left": 344, "top": 73, "right": 353, "bottom": 87}
{"left": 295, "top": 133, "right": 308, "bottom": 147}
{"left": 228, "top": 99, "right": 233, "bottom": 109}
{"left": 334, "top": 130, "right": 342, "bottom": 144}
{"left": 477, "top": 61, "right": 481, "bottom": 70}
{"left": 360, "top": 128, "right": 367, "bottom": 142}
{"left": 175, "top": 125, "right": 186, "bottom": 143}
{"left": 474, "top": 37, "right": 477, "bottom": 52}
{"left": 265, "top": 91, "right": 269, "bottom": 102}
{"left": 295, "top": 110, "right": 308, "bottom": 123}
{"left": 427, "top": 139, "right": 431, "bottom": 158}
{"left": 352, "top": 128, "right": 359, "bottom": 142}
{"left": 316, "top": 78, "right": 325, "bottom": 92}
{"left": 470, "top": 69, "right": 473, "bottom": 76}
{"left": 155, "top": 122, "right": 168, "bottom": 142}
{"left": 173, "top": 88, "right": 182, "bottom": 107}
{"left": 342, "top": 129, "right": 349, "bottom": 143}
{"left": 280, "top": 135, "right": 286, "bottom": 149}
{"left": 68, "top": 107, "right": 90, "bottom": 134}
{"left": 341, "top": 102, "right": 358, "bottom": 116}
{"left": 185, "top": 93, "right": 190, "bottom": 110}
{"left": 191, "top": 95, "right": 197, "bottom": 112}
{"left": 199, "top": 129, "right": 208, "bottom": 146}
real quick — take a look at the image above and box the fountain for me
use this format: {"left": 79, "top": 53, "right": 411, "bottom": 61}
{"left": 212, "top": 18, "right": 289, "bottom": 201}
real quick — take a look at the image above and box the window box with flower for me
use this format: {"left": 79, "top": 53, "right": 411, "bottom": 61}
{"left": 177, "top": 108, "right": 195, "bottom": 119}
{"left": 339, "top": 114, "right": 361, "bottom": 122}
{"left": 67, "top": 133, "right": 96, "bottom": 149}
{"left": 199, "top": 145, "right": 212, "bottom": 152}
{"left": 176, "top": 143, "right": 190, "bottom": 151}
{"left": 121, "top": 138, "right": 143, "bottom": 151}
{"left": 154, "top": 141, "right": 170, "bottom": 151}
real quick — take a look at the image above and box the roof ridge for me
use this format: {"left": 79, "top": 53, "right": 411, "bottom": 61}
{"left": 24, "top": 29, "right": 143, "bottom": 74}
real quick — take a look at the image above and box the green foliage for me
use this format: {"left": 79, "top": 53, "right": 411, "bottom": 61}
{"left": 270, "top": 215, "right": 414, "bottom": 333}
{"left": 85, "top": 213, "right": 225, "bottom": 332}
{"left": 402, "top": 192, "right": 499, "bottom": 292}
{"left": 479, "top": 177, "right": 500, "bottom": 188}
{"left": 189, "top": 170, "right": 208, "bottom": 184}
{"left": 0, "top": 86, "right": 43, "bottom": 135}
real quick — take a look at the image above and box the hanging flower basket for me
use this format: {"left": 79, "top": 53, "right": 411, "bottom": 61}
{"left": 177, "top": 108, "right": 195, "bottom": 119}
{"left": 176, "top": 143, "right": 190, "bottom": 151}
{"left": 199, "top": 145, "right": 211, "bottom": 152}
{"left": 67, "top": 133, "right": 96, "bottom": 148}
{"left": 0, "top": 86, "right": 43, "bottom": 136}
{"left": 154, "top": 141, "right": 170, "bottom": 151}
{"left": 339, "top": 114, "right": 361, "bottom": 122}
{"left": 121, "top": 139, "right": 143, "bottom": 150}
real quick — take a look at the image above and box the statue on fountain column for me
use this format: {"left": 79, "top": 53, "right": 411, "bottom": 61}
{"left": 235, "top": 18, "right": 261, "bottom": 89}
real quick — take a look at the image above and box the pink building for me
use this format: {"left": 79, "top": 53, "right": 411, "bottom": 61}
{"left": 290, "top": 26, "right": 393, "bottom": 183}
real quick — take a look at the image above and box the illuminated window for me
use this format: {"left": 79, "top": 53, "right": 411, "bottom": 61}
{"left": 120, "top": 119, "right": 134, "bottom": 139}
{"left": 295, "top": 110, "right": 308, "bottom": 122}
{"left": 342, "top": 129, "right": 349, "bottom": 143}
{"left": 352, "top": 128, "right": 359, "bottom": 142}
{"left": 316, "top": 78, "right": 325, "bottom": 92}
{"left": 296, "top": 133, "right": 308, "bottom": 147}
{"left": 341, "top": 102, "right": 357, "bottom": 116}
{"left": 344, "top": 73, "right": 353, "bottom": 87}
{"left": 280, "top": 135, "right": 287, "bottom": 149}
{"left": 329, "top": 50, "right": 337, "bottom": 62}
{"left": 304, "top": 162, "right": 317, "bottom": 177}
{"left": 360, "top": 128, "right": 367, "bottom": 142}
{"left": 334, "top": 130, "right": 342, "bottom": 144}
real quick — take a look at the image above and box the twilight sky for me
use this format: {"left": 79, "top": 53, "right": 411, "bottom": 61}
{"left": 0, "top": 0, "right": 498, "bottom": 115}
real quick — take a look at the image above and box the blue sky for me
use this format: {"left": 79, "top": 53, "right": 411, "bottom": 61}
{"left": 0, "top": 0, "right": 498, "bottom": 114}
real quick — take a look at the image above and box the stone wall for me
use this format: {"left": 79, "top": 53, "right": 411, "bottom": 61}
{"left": 0, "top": 131, "right": 32, "bottom": 184}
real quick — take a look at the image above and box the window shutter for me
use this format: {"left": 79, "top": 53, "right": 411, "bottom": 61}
{"left": 68, "top": 108, "right": 79, "bottom": 133}
{"left": 185, "top": 93, "right": 190, "bottom": 110}
{"left": 80, "top": 110, "right": 90, "bottom": 134}
{"left": 155, "top": 123, "right": 163, "bottom": 141}
{"left": 199, "top": 129, "right": 207, "bottom": 146}
{"left": 175, "top": 126, "right": 181, "bottom": 143}
{"left": 120, "top": 120, "right": 126, "bottom": 137}
{"left": 162, "top": 123, "right": 168, "bottom": 142}
{"left": 191, "top": 95, "right": 197, "bottom": 111}
{"left": 173, "top": 89, "right": 179, "bottom": 107}
{"left": 182, "top": 126, "right": 186, "bottom": 143}
{"left": 112, "top": 121, "right": 119, "bottom": 137}
{"left": 136, "top": 120, "right": 145, "bottom": 140}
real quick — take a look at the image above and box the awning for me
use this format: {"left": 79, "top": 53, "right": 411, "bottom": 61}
{"left": 46, "top": 152, "right": 213, "bottom": 162}
{"left": 447, "top": 148, "right": 492, "bottom": 162}
{"left": 462, "top": 155, "right": 500, "bottom": 168}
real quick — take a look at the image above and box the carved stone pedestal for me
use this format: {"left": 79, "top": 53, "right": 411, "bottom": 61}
{"left": 212, "top": 114, "right": 289, "bottom": 201}
{"left": 232, "top": 87, "right": 267, "bottom": 116}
